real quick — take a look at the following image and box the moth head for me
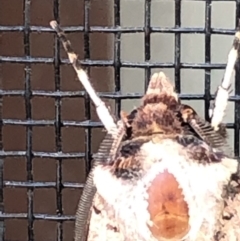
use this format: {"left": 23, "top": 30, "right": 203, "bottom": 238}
{"left": 129, "top": 72, "right": 182, "bottom": 137}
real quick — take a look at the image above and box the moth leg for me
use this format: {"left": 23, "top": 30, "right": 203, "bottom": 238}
{"left": 210, "top": 28, "right": 240, "bottom": 131}
{"left": 50, "top": 20, "right": 116, "bottom": 132}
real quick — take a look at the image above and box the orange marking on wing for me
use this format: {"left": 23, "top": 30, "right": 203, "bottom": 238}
{"left": 147, "top": 170, "right": 190, "bottom": 240}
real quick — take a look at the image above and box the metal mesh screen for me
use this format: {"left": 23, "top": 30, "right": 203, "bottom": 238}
{"left": 0, "top": 0, "right": 240, "bottom": 240}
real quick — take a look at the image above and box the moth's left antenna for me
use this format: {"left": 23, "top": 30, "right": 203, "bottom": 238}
{"left": 50, "top": 20, "right": 119, "bottom": 241}
{"left": 50, "top": 20, "right": 117, "bottom": 132}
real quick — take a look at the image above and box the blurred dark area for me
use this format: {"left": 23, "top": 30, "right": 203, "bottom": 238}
{"left": 0, "top": 1, "right": 114, "bottom": 240}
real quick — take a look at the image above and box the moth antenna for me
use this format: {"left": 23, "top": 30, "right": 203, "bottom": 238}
{"left": 210, "top": 28, "right": 240, "bottom": 131}
{"left": 50, "top": 20, "right": 116, "bottom": 132}
{"left": 49, "top": 21, "right": 125, "bottom": 241}
{"left": 146, "top": 71, "right": 178, "bottom": 101}
{"left": 179, "top": 104, "right": 233, "bottom": 156}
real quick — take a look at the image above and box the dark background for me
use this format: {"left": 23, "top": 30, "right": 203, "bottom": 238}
{"left": 0, "top": 1, "right": 114, "bottom": 240}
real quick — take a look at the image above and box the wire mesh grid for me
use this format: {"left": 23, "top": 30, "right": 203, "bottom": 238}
{"left": 0, "top": 0, "right": 240, "bottom": 240}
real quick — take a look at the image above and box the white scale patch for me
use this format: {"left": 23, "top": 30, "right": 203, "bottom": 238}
{"left": 93, "top": 139, "right": 237, "bottom": 241}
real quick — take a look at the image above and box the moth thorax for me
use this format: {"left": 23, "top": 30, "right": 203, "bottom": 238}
{"left": 147, "top": 170, "right": 190, "bottom": 240}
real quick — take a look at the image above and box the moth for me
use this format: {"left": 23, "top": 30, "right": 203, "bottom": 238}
{"left": 50, "top": 21, "right": 240, "bottom": 241}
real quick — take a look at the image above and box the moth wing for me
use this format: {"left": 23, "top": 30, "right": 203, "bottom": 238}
{"left": 86, "top": 192, "right": 123, "bottom": 241}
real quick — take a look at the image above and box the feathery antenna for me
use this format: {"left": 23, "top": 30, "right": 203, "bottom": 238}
{"left": 50, "top": 20, "right": 121, "bottom": 241}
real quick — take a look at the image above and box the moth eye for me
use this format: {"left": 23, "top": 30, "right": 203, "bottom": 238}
{"left": 147, "top": 170, "right": 190, "bottom": 240}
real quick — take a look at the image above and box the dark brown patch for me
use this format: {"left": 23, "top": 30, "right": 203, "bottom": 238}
{"left": 119, "top": 140, "right": 143, "bottom": 157}
{"left": 143, "top": 93, "right": 179, "bottom": 110}
{"left": 178, "top": 104, "right": 197, "bottom": 123}
{"left": 114, "top": 165, "right": 141, "bottom": 179}
{"left": 124, "top": 109, "right": 138, "bottom": 139}
{"left": 131, "top": 103, "right": 182, "bottom": 137}
{"left": 111, "top": 140, "right": 145, "bottom": 179}
{"left": 106, "top": 224, "right": 118, "bottom": 232}
{"left": 93, "top": 205, "right": 101, "bottom": 215}
{"left": 128, "top": 93, "right": 183, "bottom": 137}
{"left": 113, "top": 154, "right": 142, "bottom": 179}
{"left": 176, "top": 135, "right": 224, "bottom": 164}
{"left": 178, "top": 104, "right": 231, "bottom": 156}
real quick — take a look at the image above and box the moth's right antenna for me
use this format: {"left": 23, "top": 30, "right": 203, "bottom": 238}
{"left": 210, "top": 25, "right": 240, "bottom": 131}
{"left": 50, "top": 20, "right": 116, "bottom": 132}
